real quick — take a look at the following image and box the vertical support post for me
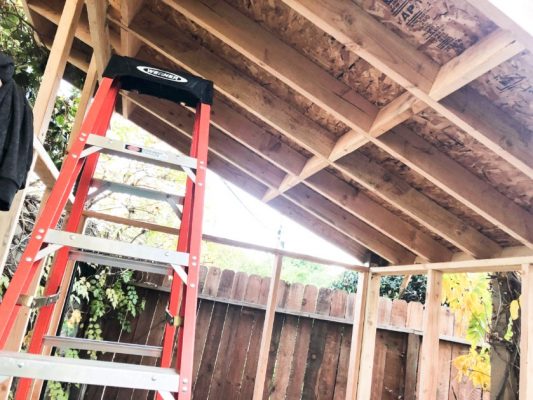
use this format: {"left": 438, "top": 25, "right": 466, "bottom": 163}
{"left": 345, "top": 271, "right": 369, "bottom": 399}
{"left": 0, "top": 0, "right": 84, "bottom": 276}
{"left": 417, "top": 269, "right": 443, "bottom": 400}
{"left": 252, "top": 254, "right": 283, "bottom": 400}
{"left": 520, "top": 263, "right": 533, "bottom": 400}
{"left": 355, "top": 273, "right": 381, "bottom": 400}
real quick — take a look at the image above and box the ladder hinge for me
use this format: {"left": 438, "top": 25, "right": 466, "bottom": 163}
{"left": 17, "top": 293, "right": 60, "bottom": 308}
{"left": 165, "top": 309, "right": 183, "bottom": 327}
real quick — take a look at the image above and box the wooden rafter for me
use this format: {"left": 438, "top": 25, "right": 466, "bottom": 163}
{"left": 335, "top": 153, "right": 501, "bottom": 258}
{"left": 119, "top": 0, "right": 143, "bottom": 117}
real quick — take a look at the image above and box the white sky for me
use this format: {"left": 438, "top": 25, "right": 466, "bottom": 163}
{"left": 203, "top": 170, "right": 360, "bottom": 264}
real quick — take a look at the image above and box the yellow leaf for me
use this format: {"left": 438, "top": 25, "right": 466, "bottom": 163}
{"left": 510, "top": 299, "right": 520, "bottom": 320}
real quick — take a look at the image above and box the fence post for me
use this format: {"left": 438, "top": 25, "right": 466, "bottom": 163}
{"left": 355, "top": 272, "right": 381, "bottom": 399}
{"left": 252, "top": 253, "right": 283, "bottom": 400}
{"left": 417, "top": 269, "right": 443, "bottom": 400}
{"left": 520, "top": 263, "right": 533, "bottom": 400}
{"left": 345, "top": 271, "right": 369, "bottom": 399}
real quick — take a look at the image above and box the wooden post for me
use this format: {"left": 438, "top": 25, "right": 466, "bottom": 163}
{"left": 417, "top": 269, "right": 443, "bottom": 400}
{"left": 0, "top": 0, "right": 84, "bottom": 276}
{"left": 252, "top": 254, "right": 283, "bottom": 400}
{"left": 86, "top": 0, "right": 112, "bottom": 77}
{"left": 345, "top": 271, "right": 369, "bottom": 399}
{"left": 355, "top": 273, "right": 381, "bottom": 400}
{"left": 520, "top": 263, "right": 533, "bottom": 400}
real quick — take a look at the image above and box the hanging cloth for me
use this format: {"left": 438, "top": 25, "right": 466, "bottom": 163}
{"left": 0, "top": 52, "right": 34, "bottom": 211}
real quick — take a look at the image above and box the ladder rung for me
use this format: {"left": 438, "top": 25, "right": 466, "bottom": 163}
{"left": 90, "top": 179, "right": 184, "bottom": 205}
{"left": 45, "top": 230, "right": 189, "bottom": 266}
{"left": 69, "top": 250, "right": 169, "bottom": 275}
{"left": 0, "top": 351, "right": 179, "bottom": 392}
{"left": 84, "top": 134, "right": 197, "bottom": 170}
{"left": 43, "top": 336, "right": 162, "bottom": 357}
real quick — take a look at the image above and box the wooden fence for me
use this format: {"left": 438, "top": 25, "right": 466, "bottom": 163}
{"left": 86, "top": 266, "right": 488, "bottom": 400}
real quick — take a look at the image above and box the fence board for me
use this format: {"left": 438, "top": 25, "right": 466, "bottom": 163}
{"left": 192, "top": 268, "right": 222, "bottom": 389}
{"left": 193, "top": 270, "right": 234, "bottom": 399}
{"left": 220, "top": 273, "right": 250, "bottom": 399}
{"left": 238, "top": 275, "right": 264, "bottom": 400}
{"left": 437, "top": 308, "right": 455, "bottom": 400}
{"left": 316, "top": 291, "right": 346, "bottom": 399}
{"left": 302, "top": 288, "right": 333, "bottom": 399}
{"left": 286, "top": 284, "right": 318, "bottom": 399}
{"left": 390, "top": 299, "right": 408, "bottom": 327}
{"left": 270, "top": 283, "right": 304, "bottom": 399}
{"left": 404, "top": 333, "right": 421, "bottom": 400}
{"left": 332, "top": 325, "right": 351, "bottom": 400}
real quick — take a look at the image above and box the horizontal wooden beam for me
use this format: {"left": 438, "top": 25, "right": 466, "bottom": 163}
{"left": 371, "top": 256, "right": 533, "bottom": 276}
{"left": 82, "top": 210, "right": 367, "bottom": 271}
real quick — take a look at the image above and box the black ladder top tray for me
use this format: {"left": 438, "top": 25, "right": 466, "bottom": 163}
{"left": 103, "top": 55, "right": 214, "bottom": 107}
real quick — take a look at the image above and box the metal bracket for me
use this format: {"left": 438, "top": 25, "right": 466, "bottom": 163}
{"left": 17, "top": 293, "right": 60, "bottom": 308}
{"left": 170, "top": 263, "right": 188, "bottom": 284}
{"left": 35, "top": 244, "right": 64, "bottom": 261}
{"left": 79, "top": 145, "right": 102, "bottom": 159}
{"left": 165, "top": 309, "right": 183, "bottom": 328}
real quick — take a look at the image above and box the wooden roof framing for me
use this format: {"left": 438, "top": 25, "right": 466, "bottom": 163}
{"left": 24, "top": 0, "right": 533, "bottom": 264}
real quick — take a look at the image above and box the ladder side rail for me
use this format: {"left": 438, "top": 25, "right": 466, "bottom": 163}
{"left": 0, "top": 78, "right": 118, "bottom": 346}
{"left": 15, "top": 80, "right": 119, "bottom": 399}
{"left": 174, "top": 102, "right": 203, "bottom": 374}
{"left": 159, "top": 115, "right": 199, "bottom": 370}
{"left": 177, "top": 103, "right": 211, "bottom": 399}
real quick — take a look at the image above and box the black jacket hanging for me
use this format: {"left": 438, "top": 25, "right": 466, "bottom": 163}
{"left": 0, "top": 52, "right": 34, "bottom": 211}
